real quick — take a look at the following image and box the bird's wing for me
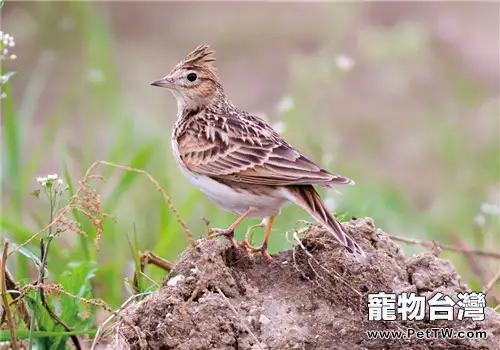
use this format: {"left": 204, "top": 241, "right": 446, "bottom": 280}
{"left": 176, "top": 110, "right": 354, "bottom": 186}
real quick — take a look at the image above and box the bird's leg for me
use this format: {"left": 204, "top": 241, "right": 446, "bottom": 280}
{"left": 208, "top": 208, "right": 252, "bottom": 249}
{"left": 243, "top": 217, "right": 268, "bottom": 247}
{"left": 241, "top": 216, "right": 275, "bottom": 263}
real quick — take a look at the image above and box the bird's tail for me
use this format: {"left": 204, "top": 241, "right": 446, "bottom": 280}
{"left": 285, "top": 185, "right": 370, "bottom": 264}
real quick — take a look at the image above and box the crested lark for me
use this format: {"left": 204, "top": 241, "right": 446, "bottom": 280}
{"left": 151, "top": 45, "right": 369, "bottom": 263}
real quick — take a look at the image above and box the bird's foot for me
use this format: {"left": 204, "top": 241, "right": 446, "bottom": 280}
{"left": 208, "top": 227, "right": 240, "bottom": 251}
{"left": 208, "top": 227, "right": 234, "bottom": 238}
{"left": 244, "top": 221, "right": 266, "bottom": 246}
{"left": 241, "top": 240, "right": 272, "bottom": 263}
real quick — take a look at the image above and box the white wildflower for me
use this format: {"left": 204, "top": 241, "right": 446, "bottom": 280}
{"left": 0, "top": 31, "right": 16, "bottom": 61}
{"left": 36, "top": 174, "right": 62, "bottom": 188}
{"left": 335, "top": 54, "right": 355, "bottom": 72}
{"left": 0, "top": 32, "right": 15, "bottom": 47}
{"left": 276, "top": 95, "right": 294, "bottom": 114}
{"left": 480, "top": 202, "right": 499, "bottom": 216}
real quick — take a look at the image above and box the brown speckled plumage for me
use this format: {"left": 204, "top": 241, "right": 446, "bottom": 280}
{"left": 151, "top": 45, "right": 369, "bottom": 262}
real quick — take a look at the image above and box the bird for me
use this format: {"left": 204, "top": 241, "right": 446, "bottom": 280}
{"left": 150, "top": 45, "right": 370, "bottom": 263}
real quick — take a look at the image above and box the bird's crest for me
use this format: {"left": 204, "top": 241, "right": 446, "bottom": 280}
{"left": 180, "top": 45, "right": 216, "bottom": 69}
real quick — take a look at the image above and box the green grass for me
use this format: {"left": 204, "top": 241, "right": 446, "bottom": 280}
{"left": 1, "top": 2, "right": 499, "bottom": 348}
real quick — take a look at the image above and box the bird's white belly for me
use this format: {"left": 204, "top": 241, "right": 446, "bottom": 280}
{"left": 172, "top": 138, "right": 287, "bottom": 217}
{"left": 186, "top": 170, "right": 287, "bottom": 218}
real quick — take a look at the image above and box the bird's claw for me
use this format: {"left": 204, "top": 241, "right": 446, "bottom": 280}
{"left": 240, "top": 240, "right": 272, "bottom": 263}
{"left": 208, "top": 227, "right": 234, "bottom": 238}
{"left": 208, "top": 227, "right": 241, "bottom": 252}
{"left": 207, "top": 226, "right": 272, "bottom": 262}
{"left": 244, "top": 222, "right": 265, "bottom": 246}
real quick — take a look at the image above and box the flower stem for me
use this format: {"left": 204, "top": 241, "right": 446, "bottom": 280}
{"left": 28, "top": 184, "right": 57, "bottom": 349}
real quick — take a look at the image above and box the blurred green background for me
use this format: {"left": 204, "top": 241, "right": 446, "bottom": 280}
{"left": 1, "top": 1, "right": 499, "bottom": 309}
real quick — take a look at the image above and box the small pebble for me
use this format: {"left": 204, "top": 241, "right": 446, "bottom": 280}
{"left": 259, "top": 314, "right": 271, "bottom": 326}
{"left": 249, "top": 306, "right": 260, "bottom": 315}
{"left": 167, "top": 274, "right": 185, "bottom": 287}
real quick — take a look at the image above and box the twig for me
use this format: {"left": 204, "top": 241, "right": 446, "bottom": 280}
{"left": 139, "top": 272, "right": 160, "bottom": 288}
{"left": 38, "top": 239, "right": 82, "bottom": 350}
{"left": 1, "top": 240, "right": 18, "bottom": 349}
{"left": 133, "top": 251, "right": 172, "bottom": 292}
{"left": 216, "top": 287, "right": 263, "bottom": 350}
{"left": 39, "top": 288, "right": 82, "bottom": 349}
{"left": 387, "top": 234, "right": 500, "bottom": 259}
{"left": 287, "top": 227, "right": 362, "bottom": 299}
{"left": 7, "top": 209, "right": 69, "bottom": 257}
{"left": 290, "top": 239, "right": 331, "bottom": 297}
{"left": 448, "top": 232, "right": 490, "bottom": 288}
{"left": 4, "top": 267, "right": 31, "bottom": 327}
{"left": 291, "top": 231, "right": 363, "bottom": 297}
{"left": 140, "top": 251, "right": 173, "bottom": 272}
{"left": 16, "top": 283, "right": 113, "bottom": 313}
{"left": 90, "top": 292, "right": 151, "bottom": 350}
{"left": 7, "top": 181, "right": 93, "bottom": 257}
{"left": 8, "top": 160, "right": 183, "bottom": 258}
{"left": 484, "top": 269, "right": 500, "bottom": 295}
{"left": 84, "top": 161, "right": 194, "bottom": 246}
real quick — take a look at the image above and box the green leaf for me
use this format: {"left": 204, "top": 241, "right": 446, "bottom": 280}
{"left": 0, "top": 218, "right": 34, "bottom": 241}
{"left": 8, "top": 242, "right": 48, "bottom": 276}
{"left": 24, "top": 294, "right": 56, "bottom": 335}
{"left": 49, "top": 335, "right": 68, "bottom": 350}
{"left": 0, "top": 81, "right": 21, "bottom": 213}
{"left": 60, "top": 260, "right": 97, "bottom": 297}
{"left": 58, "top": 260, "right": 97, "bottom": 327}
{"left": 0, "top": 329, "right": 96, "bottom": 341}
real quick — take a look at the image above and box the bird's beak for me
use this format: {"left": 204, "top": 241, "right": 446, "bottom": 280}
{"left": 150, "top": 77, "right": 173, "bottom": 88}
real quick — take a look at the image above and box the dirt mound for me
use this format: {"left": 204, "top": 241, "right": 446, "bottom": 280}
{"left": 108, "top": 218, "right": 500, "bottom": 350}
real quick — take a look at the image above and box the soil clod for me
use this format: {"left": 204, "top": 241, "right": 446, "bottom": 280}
{"left": 109, "top": 218, "right": 500, "bottom": 350}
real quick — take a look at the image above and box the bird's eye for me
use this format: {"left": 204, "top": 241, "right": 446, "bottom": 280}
{"left": 187, "top": 72, "right": 197, "bottom": 82}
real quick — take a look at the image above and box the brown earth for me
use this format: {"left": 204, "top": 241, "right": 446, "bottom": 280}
{"left": 107, "top": 218, "right": 500, "bottom": 350}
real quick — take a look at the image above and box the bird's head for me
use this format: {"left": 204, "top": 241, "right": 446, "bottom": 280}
{"left": 150, "top": 45, "right": 223, "bottom": 110}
